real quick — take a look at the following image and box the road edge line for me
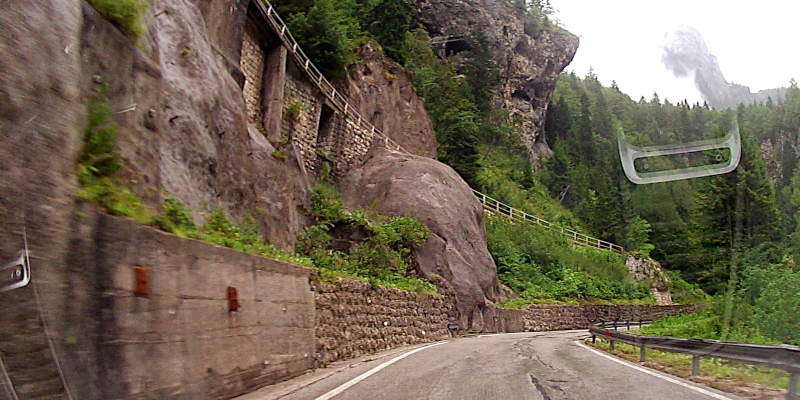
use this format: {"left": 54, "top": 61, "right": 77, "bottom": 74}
{"left": 314, "top": 341, "right": 445, "bottom": 400}
{"left": 574, "top": 340, "right": 735, "bottom": 400}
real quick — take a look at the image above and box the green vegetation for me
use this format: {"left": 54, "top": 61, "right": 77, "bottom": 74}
{"left": 150, "top": 191, "right": 435, "bottom": 293}
{"left": 87, "top": 0, "right": 148, "bottom": 38}
{"left": 665, "top": 271, "right": 709, "bottom": 305}
{"left": 77, "top": 84, "right": 152, "bottom": 224}
{"left": 400, "top": 26, "right": 647, "bottom": 302}
{"left": 296, "top": 181, "right": 436, "bottom": 293}
{"left": 273, "top": 0, "right": 363, "bottom": 79}
{"left": 273, "top": 0, "right": 557, "bottom": 77}
{"left": 487, "top": 215, "right": 652, "bottom": 303}
{"left": 542, "top": 73, "right": 798, "bottom": 294}
{"left": 153, "top": 198, "right": 313, "bottom": 267}
{"left": 588, "top": 337, "right": 790, "bottom": 393}
{"left": 640, "top": 263, "right": 800, "bottom": 346}
{"left": 286, "top": 100, "right": 304, "bottom": 120}
{"left": 541, "top": 73, "right": 800, "bottom": 344}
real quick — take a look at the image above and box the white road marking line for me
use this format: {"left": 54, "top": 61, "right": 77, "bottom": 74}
{"left": 314, "top": 342, "right": 445, "bottom": 400}
{"left": 574, "top": 340, "right": 735, "bottom": 400}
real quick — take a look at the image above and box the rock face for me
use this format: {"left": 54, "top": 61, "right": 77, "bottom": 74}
{"left": 341, "top": 150, "right": 502, "bottom": 331}
{"left": 346, "top": 41, "right": 437, "bottom": 158}
{"left": 626, "top": 256, "right": 672, "bottom": 305}
{"left": 78, "top": 0, "right": 311, "bottom": 250}
{"left": 416, "top": 0, "right": 579, "bottom": 162}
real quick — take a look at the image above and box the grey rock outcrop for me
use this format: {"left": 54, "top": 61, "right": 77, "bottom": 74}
{"left": 625, "top": 256, "right": 672, "bottom": 305}
{"left": 74, "top": 0, "right": 311, "bottom": 249}
{"left": 341, "top": 149, "right": 502, "bottom": 331}
{"left": 346, "top": 41, "right": 437, "bottom": 158}
{"left": 416, "top": 0, "right": 579, "bottom": 162}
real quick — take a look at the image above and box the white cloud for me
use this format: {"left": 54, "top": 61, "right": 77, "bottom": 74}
{"left": 551, "top": 0, "right": 800, "bottom": 103}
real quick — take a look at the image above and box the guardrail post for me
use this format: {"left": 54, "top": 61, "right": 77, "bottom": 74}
{"left": 592, "top": 334, "right": 596, "bottom": 344}
{"left": 789, "top": 372, "right": 798, "bottom": 400}
{"left": 691, "top": 355, "right": 701, "bottom": 377}
{"left": 639, "top": 345, "right": 646, "bottom": 362}
{"left": 609, "top": 339, "right": 615, "bottom": 351}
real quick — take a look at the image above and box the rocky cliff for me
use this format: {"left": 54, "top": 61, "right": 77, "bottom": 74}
{"left": 416, "top": 0, "right": 579, "bottom": 162}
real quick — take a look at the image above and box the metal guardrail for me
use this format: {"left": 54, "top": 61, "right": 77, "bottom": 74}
{"left": 475, "top": 190, "right": 626, "bottom": 254}
{"left": 590, "top": 321, "right": 800, "bottom": 399}
{"left": 254, "top": 0, "right": 626, "bottom": 255}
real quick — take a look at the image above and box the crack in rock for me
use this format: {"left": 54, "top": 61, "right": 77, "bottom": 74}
{"left": 529, "top": 374, "right": 552, "bottom": 400}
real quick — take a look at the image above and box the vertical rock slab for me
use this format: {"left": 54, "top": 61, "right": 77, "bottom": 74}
{"left": 345, "top": 41, "right": 437, "bottom": 158}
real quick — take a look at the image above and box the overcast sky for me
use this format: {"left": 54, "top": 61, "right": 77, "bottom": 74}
{"left": 551, "top": 0, "right": 800, "bottom": 104}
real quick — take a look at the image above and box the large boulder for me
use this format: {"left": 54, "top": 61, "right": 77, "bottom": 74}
{"left": 341, "top": 149, "right": 502, "bottom": 331}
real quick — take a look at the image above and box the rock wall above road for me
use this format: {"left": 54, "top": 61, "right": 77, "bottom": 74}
{"left": 345, "top": 41, "right": 437, "bottom": 158}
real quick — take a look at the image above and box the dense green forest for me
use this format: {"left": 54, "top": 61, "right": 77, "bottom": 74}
{"left": 271, "top": 0, "right": 800, "bottom": 341}
{"left": 542, "top": 74, "right": 800, "bottom": 343}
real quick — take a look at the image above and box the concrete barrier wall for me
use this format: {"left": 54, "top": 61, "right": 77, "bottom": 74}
{"left": 82, "top": 213, "right": 315, "bottom": 399}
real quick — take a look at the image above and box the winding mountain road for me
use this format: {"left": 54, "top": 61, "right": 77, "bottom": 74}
{"left": 238, "top": 330, "right": 738, "bottom": 400}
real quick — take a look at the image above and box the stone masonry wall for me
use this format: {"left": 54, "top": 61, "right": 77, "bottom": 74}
{"left": 517, "top": 304, "right": 703, "bottom": 332}
{"left": 333, "top": 117, "right": 384, "bottom": 175}
{"left": 281, "top": 60, "right": 393, "bottom": 178}
{"left": 314, "top": 279, "right": 454, "bottom": 364}
{"left": 284, "top": 66, "right": 323, "bottom": 173}
{"left": 241, "top": 22, "right": 265, "bottom": 124}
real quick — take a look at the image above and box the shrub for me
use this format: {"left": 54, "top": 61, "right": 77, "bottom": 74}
{"left": 486, "top": 214, "right": 651, "bottom": 302}
{"left": 87, "top": 0, "right": 148, "bottom": 38}
{"left": 77, "top": 84, "right": 152, "bottom": 224}
{"left": 297, "top": 183, "right": 434, "bottom": 292}
{"left": 79, "top": 84, "right": 121, "bottom": 181}
{"left": 286, "top": 100, "right": 304, "bottom": 120}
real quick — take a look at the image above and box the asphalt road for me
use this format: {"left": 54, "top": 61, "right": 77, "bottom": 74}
{"left": 239, "top": 330, "right": 738, "bottom": 400}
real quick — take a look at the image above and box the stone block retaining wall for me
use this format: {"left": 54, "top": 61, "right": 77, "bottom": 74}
{"left": 314, "top": 279, "right": 454, "bottom": 364}
{"left": 517, "top": 304, "right": 703, "bottom": 332}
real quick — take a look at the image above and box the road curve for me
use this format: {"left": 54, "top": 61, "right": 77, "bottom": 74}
{"left": 238, "top": 330, "right": 739, "bottom": 400}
